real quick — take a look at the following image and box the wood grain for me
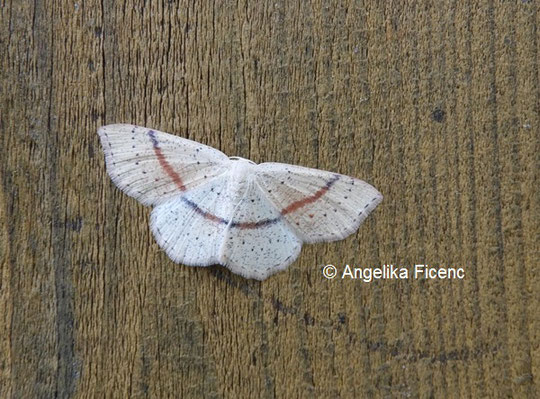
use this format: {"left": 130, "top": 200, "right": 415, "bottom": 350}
{"left": 1, "top": 1, "right": 538, "bottom": 397}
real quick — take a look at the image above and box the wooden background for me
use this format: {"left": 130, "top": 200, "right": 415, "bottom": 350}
{"left": 1, "top": 1, "right": 538, "bottom": 397}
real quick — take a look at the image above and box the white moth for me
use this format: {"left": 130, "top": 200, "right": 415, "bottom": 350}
{"left": 98, "top": 124, "right": 383, "bottom": 280}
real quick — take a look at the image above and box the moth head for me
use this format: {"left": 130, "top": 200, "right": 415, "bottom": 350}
{"left": 229, "top": 156, "right": 256, "bottom": 165}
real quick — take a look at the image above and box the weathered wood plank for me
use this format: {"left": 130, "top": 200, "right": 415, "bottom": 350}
{"left": 1, "top": 1, "right": 538, "bottom": 397}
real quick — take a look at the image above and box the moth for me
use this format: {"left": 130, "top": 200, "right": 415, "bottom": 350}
{"left": 98, "top": 124, "right": 382, "bottom": 280}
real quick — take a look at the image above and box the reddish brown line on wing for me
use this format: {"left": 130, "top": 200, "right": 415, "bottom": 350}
{"left": 236, "top": 222, "right": 259, "bottom": 229}
{"left": 149, "top": 130, "right": 186, "bottom": 191}
{"left": 280, "top": 187, "right": 328, "bottom": 215}
{"left": 181, "top": 197, "right": 280, "bottom": 229}
{"left": 205, "top": 213, "right": 222, "bottom": 223}
{"left": 280, "top": 175, "right": 340, "bottom": 215}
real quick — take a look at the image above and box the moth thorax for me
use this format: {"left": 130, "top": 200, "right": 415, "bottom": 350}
{"left": 229, "top": 160, "right": 254, "bottom": 187}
